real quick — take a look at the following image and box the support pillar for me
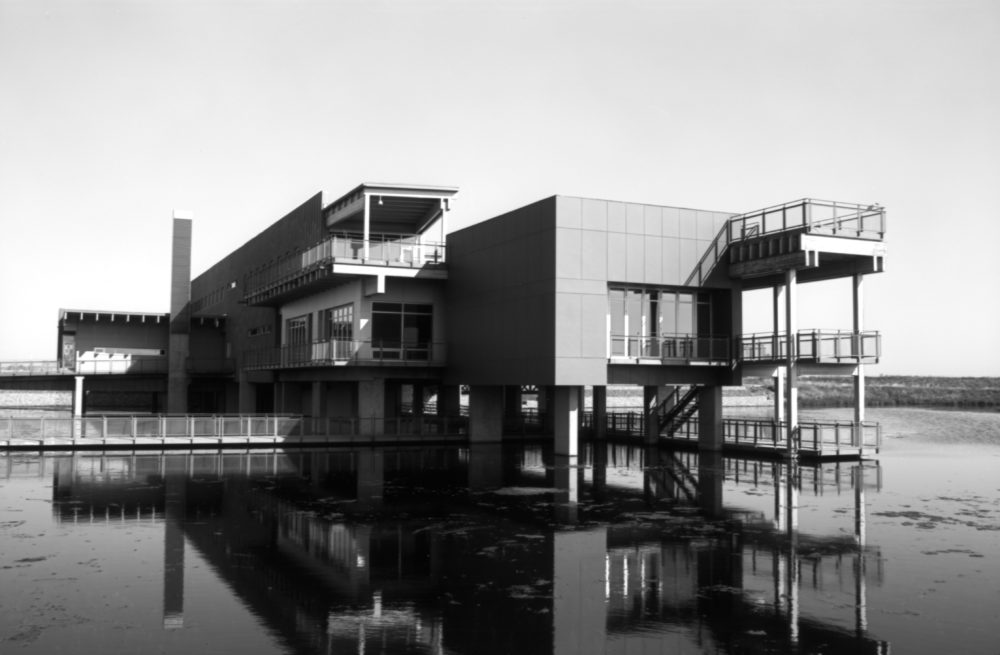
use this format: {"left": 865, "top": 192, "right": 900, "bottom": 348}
{"left": 469, "top": 385, "right": 503, "bottom": 443}
{"left": 237, "top": 378, "right": 255, "bottom": 414}
{"left": 553, "top": 386, "right": 581, "bottom": 457}
{"left": 773, "top": 369, "right": 785, "bottom": 423}
{"left": 358, "top": 379, "right": 386, "bottom": 436}
{"left": 784, "top": 268, "right": 798, "bottom": 457}
{"left": 592, "top": 385, "right": 607, "bottom": 441}
{"left": 73, "top": 375, "right": 84, "bottom": 418}
{"left": 310, "top": 381, "right": 324, "bottom": 417}
{"left": 437, "top": 385, "right": 461, "bottom": 417}
{"left": 503, "top": 385, "right": 522, "bottom": 417}
{"left": 697, "top": 385, "right": 724, "bottom": 451}
{"left": 853, "top": 274, "right": 866, "bottom": 440}
{"left": 697, "top": 450, "right": 725, "bottom": 518}
{"left": 356, "top": 448, "right": 384, "bottom": 509}
{"left": 643, "top": 386, "right": 659, "bottom": 445}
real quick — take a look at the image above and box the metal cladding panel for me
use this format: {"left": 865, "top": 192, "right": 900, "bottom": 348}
{"left": 446, "top": 197, "right": 557, "bottom": 385}
{"left": 189, "top": 193, "right": 325, "bottom": 371}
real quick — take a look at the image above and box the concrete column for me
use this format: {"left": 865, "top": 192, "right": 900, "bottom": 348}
{"left": 553, "top": 528, "right": 608, "bottom": 655}
{"left": 643, "top": 385, "right": 659, "bottom": 445}
{"left": 163, "top": 455, "right": 186, "bottom": 630}
{"left": 853, "top": 274, "right": 866, "bottom": 430}
{"left": 553, "top": 386, "right": 581, "bottom": 457}
{"left": 468, "top": 443, "right": 503, "bottom": 490}
{"left": 437, "top": 385, "right": 461, "bottom": 417}
{"left": 697, "top": 385, "right": 724, "bottom": 451}
{"left": 773, "top": 369, "right": 785, "bottom": 423}
{"left": 503, "top": 385, "right": 522, "bottom": 417}
{"left": 697, "top": 450, "right": 725, "bottom": 518}
{"left": 469, "top": 385, "right": 503, "bottom": 443}
{"left": 310, "top": 381, "right": 324, "bottom": 417}
{"left": 552, "top": 454, "right": 579, "bottom": 523}
{"left": 412, "top": 383, "right": 425, "bottom": 416}
{"left": 784, "top": 268, "right": 798, "bottom": 456}
{"left": 356, "top": 448, "right": 384, "bottom": 509}
{"left": 73, "top": 375, "right": 85, "bottom": 417}
{"left": 358, "top": 379, "right": 385, "bottom": 436}
{"left": 167, "top": 215, "right": 192, "bottom": 414}
{"left": 237, "top": 378, "right": 255, "bottom": 414}
{"left": 592, "top": 385, "right": 607, "bottom": 441}
{"left": 362, "top": 192, "right": 371, "bottom": 260}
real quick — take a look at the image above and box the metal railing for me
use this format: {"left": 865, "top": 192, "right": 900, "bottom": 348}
{"left": 75, "top": 356, "right": 168, "bottom": 375}
{"left": 0, "top": 414, "right": 302, "bottom": 442}
{"left": 0, "top": 413, "right": 471, "bottom": 447}
{"left": 244, "top": 232, "right": 447, "bottom": 300}
{"left": 609, "top": 334, "right": 730, "bottom": 363}
{"left": 0, "top": 361, "right": 68, "bottom": 376}
{"left": 686, "top": 198, "right": 886, "bottom": 286}
{"left": 738, "top": 330, "right": 881, "bottom": 363}
{"left": 583, "top": 411, "right": 881, "bottom": 453}
{"left": 244, "top": 339, "right": 446, "bottom": 369}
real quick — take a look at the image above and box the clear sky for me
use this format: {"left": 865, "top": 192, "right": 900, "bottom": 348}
{"left": 1, "top": 0, "right": 998, "bottom": 375}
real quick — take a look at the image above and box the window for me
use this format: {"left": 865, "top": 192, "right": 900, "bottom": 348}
{"left": 321, "top": 304, "right": 353, "bottom": 359}
{"left": 371, "top": 302, "right": 433, "bottom": 360}
{"left": 322, "top": 304, "right": 353, "bottom": 341}
{"left": 286, "top": 314, "right": 311, "bottom": 345}
{"left": 608, "top": 286, "right": 712, "bottom": 358}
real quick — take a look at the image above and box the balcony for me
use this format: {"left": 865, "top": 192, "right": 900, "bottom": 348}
{"left": 686, "top": 199, "right": 886, "bottom": 286}
{"left": 609, "top": 334, "right": 730, "bottom": 365}
{"left": 243, "top": 233, "right": 447, "bottom": 306}
{"left": 738, "top": 331, "right": 881, "bottom": 364}
{"left": 244, "top": 339, "right": 447, "bottom": 370}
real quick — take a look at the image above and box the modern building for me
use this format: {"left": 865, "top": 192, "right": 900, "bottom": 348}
{"left": 53, "top": 182, "right": 887, "bottom": 457}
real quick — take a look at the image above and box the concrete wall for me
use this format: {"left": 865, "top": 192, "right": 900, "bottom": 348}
{"left": 61, "top": 315, "right": 169, "bottom": 355}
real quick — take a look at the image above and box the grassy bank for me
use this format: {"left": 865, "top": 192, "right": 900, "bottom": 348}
{"left": 749, "top": 376, "right": 1000, "bottom": 409}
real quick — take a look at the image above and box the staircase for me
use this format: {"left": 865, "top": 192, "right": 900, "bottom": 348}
{"left": 658, "top": 386, "right": 700, "bottom": 436}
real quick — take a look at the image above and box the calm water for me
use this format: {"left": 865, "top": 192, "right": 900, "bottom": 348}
{"left": 1, "top": 408, "right": 998, "bottom": 654}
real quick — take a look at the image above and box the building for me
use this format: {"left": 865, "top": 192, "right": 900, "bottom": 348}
{"left": 54, "top": 182, "right": 887, "bottom": 456}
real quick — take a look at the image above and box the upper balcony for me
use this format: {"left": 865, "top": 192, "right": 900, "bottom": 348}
{"left": 243, "top": 339, "right": 447, "bottom": 370}
{"left": 687, "top": 199, "right": 887, "bottom": 288}
{"left": 609, "top": 334, "right": 731, "bottom": 366}
{"left": 242, "top": 233, "right": 447, "bottom": 305}
{"left": 243, "top": 183, "right": 456, "bottom": 306}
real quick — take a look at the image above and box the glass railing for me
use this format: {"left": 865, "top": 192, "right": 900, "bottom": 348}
{"left": 244, "top": 233, "right": 447, "bottom": 300}
{"left": 738, "top": 330, "right": 881, "bottom": 362}
{"left": 609, "top": 334, "right": 730, "bottom": 363}
{"left": 244, "top": 339, "right": 446, "bottom": 369}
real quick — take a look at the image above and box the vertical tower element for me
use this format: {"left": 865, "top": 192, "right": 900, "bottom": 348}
{"left": 168, "top": 212, "right": 193, "bottom": 414}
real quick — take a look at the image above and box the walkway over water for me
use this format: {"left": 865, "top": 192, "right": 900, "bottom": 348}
{"left": 1, "top": 410, "right": 878, "bottom": 460}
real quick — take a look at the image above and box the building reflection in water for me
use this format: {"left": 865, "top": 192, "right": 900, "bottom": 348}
{"left": 42, "top": 441, "right": 888, "bottom": 654}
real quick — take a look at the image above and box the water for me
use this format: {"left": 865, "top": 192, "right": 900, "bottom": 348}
{"left": 1, "top": 407, "right": 998, "bottom": 654}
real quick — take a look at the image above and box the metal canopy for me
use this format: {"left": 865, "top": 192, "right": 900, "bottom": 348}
{"left": 324, "top": 183, "right": 458, "bottom": 234}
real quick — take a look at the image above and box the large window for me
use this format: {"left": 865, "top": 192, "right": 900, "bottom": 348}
{"left": 608, "top": 287, "right": 711, "bottom": 358}
{"left": 371, "top": 302, "right": 433, "bottom": 360}
{"left": 320, "top": 303, "right": 354, "bottom": 359}
{"left": 286, "top": 314, "right": 311, "bottom": 345}
{"left": 322, "top": 304, "right": 353, "bottom": 341}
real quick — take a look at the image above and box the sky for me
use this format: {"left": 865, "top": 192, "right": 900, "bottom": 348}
{"left": 1, "top": 0, "right": 998, "bottom": 376}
